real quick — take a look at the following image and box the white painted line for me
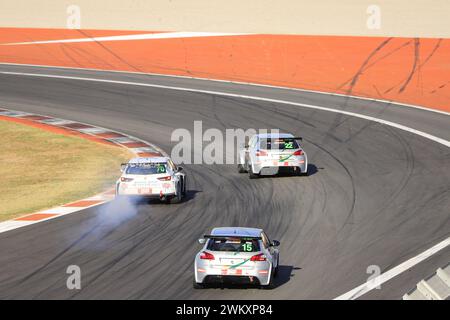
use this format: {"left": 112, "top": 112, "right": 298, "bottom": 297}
{"left": 1, "top": 32, "right": 251, "bottom": 46}
{"left": 0, "top": 110, "right": 31, "bottom": 117}
{"left": 38, "top": 207, "right": 81, "bottom": 214}
{"left": 130, "top": 147, "right": 159, "bottom": 154}
{"left": 335, "top": 237, "right": 450, "bottom": 300}
{"left": 0, "top": 220, "right": 34, "bottom": 233}
{"left": 77, "top": 127, "right": 108, "bottom": 134}
{"left": 1, "top": 71, "right": 448, "bottom": 149}
{"left": 1, "top": 62, "right": 449, "bottom": 117}
{"left": 106, "top": 136, "right": 136, "bottom": 143}
{"left": 39, "top": 118, "right": 74, "bottom": 125}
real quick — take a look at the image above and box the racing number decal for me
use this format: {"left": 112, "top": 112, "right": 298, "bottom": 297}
{"left": 242, "top": 242, "right": 253, "bottom": 252}
{"left": 284, "top": 141, "right": 294, "bottom": 149}
{"left": 156, "top": 164, "right": 166, "bottom": 173}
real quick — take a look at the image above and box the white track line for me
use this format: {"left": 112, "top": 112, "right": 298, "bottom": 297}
{"left": 1, "top": 62, "right": 449, "bottom": 117}
{"left": 1, "top": 70, "right": 449, "bottom": 149}
{"left": 1, "top": 70, "right": 449, "bottom": 299}
{"left": 335, "top": 237, "right": 450, "bottom": 300}
{"left": 1, "top": 32, "right": 250, "bottom": 46}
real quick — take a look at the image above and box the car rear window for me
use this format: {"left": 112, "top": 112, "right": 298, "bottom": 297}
{"left": 259, "top": 138, "right": 299, "bottom": 150}
{"left": 206, "top": 238, "right": 260, "bottom": 252}
{"left": 126, "top": 163, "right": 167, "bottom": 175}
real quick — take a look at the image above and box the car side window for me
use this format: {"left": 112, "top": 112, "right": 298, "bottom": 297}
{"left": 261, "top": 232, "right": 270, "bottom": 249}
{"left": 167, "top": 159, "right": 176, "bottom": 172}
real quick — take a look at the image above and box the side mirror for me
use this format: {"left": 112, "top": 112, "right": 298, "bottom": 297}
{"left": 198, "top": 238, "right": 206, "bottom": 245}
{"left": 177, "top": 166, "right": 183, "bottom": 172}
{"left": 120, "top": 163, "right": 127, "bottom": 172}
{"left": 271, "top": 240, "right": 280, "bottom": 247}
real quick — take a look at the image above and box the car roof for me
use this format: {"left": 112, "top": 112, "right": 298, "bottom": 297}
{"left": 128, "top": 157, "right": 168, "bottom": 164}
{"left": 210, "top": 227, "right": 263, "bottom": 238}
{"left": 255, "top": 133, "right": 295, "bottom": 139}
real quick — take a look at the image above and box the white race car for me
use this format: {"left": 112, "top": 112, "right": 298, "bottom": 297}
{"left": 116, "top": 157, "right": 186, "bottom": 203}
{"left": 238, "top": 133, "right": 308, "bottom": 178}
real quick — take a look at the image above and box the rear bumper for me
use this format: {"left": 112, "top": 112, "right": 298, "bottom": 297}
{"left": 116, "top": 192, "right": 175, "bottom": 199}
{"left": 254, "top": 160, "right": 307, "bottom": 175}
{"left": 116, "top": 182, "right": 176, "bottom": 197}
{"left": 194, "top": 262, "right": 272, "bottom": 286}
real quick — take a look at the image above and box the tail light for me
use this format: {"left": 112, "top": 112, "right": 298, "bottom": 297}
{"left": 157, "top": 176, "right": 171, "bottom": 181}
{"left": 200, "top": 251, "right": 215, "bottom": 260}
{"left": 120, "top": 177, "right": 133, "bottom": 182}
{"left": 293, "top": 149, "right": 304, "bottom": 156}
{"left": 250, "top": 253, "right": 267, "bottom": 261}
{"left": 256, "top": 150, "right": 268, "bottom": 157}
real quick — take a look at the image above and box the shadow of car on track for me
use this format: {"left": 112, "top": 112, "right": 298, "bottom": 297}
{"left": 199, "top": 265, "right": 299, "bottom": 290}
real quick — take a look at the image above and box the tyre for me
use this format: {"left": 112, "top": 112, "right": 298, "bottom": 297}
{"left": 169, "top": 183, "right": 183, "bottom": 204}
{"left": 274, "top": 257, "right": 279, "bottom": 277}
{"left": 193, "top": 279, "right": 204, "bottom": 289}
{"left": 238, "top": 163, "right": 247, "bottom": 173}
{"left": 248, "top": 164, "right": 259, "bottom": 179}
{"left": 181, "top": 177, "right": 187, "bottom": 197}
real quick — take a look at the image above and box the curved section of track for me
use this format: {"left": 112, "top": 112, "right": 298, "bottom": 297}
{"left": 0, "top": 65, "right": 448, "bottom": 299}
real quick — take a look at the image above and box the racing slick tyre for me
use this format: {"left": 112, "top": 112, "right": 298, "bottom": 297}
{"left": 248, "top": 165, "right": 259, "bottom": 179}
{"left": 237, "top": 163, "right": 247, "bottom": 173}
{"left": 181, "top": 177, "right": 187, "bottom": 197}
{"left": 193, "top": 279, "right": 204, "bottom": 289}
{"left": 274, "top": 257, "right": 279, "bottom": 277}
{"left": 169, "top": 182, "right": 183, "bottom": 204}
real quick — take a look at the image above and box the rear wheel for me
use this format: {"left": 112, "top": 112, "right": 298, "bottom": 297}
{"left": 169, "top": 183, "right": 183, "bottom": 204}
{"left": 248, "top": 164, "right": 259, "bottom": 179}
{"left": 274, "top": 257, "right": 279, "bottom": 277}
{"left": 193, "top": 279, "right": 204, "bottom": 289}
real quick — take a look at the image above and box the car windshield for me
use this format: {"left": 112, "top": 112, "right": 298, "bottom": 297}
{"left": 206, "top": 238, "right": 260, "bottom": 252}
{"left": 259, "top": 137, "right": 299, "bottom": 150}
{"left": 125, "top": 163, "right": 167, "bottom": 175}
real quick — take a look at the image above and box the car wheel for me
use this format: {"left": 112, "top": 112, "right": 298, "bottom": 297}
{"left": 238, "top": 163, "right": 247, "bottom": 173}
{"left": 170, "top": 183, "right": 183, "bottom": 204}
{"left": 274, "top": 258, "right": 279, "bottom": 277}
{"left": 248, "top": 164, "right": 259, "bottom": 179}
{"left": 193, "top": 279, "right": 204, "bottom": 289}
{"left": 181, "top": 177, "right": 187, "bottom": 197}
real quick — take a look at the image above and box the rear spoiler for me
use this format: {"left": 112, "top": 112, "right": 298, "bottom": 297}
{"left": 204, "top": 235, "right": 262, "bottom": 240}
{"left": 293, "top": 137, "right": 303, "bottom": 141}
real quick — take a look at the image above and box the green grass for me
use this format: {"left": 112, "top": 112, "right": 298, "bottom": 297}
{"left": 0, "top": 120, "right": 132, "bottom": 221}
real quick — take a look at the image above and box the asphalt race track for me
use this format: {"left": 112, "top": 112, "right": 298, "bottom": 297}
{"left": 0, "top": 64, "right": 449, "bottom": 299}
